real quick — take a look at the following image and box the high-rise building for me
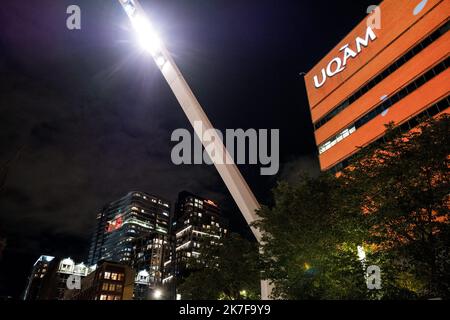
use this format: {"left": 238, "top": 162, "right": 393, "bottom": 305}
{"left": 131, "top": 233, "right": 170, "bottom": 299}
{"left": 88, "top": 191, "right": 170, "bottom": 265}
{"left": 304, "top": 0, "right": 449, "bottom": 172}
{"left": 163, "top": 191, "right": 228, "bottom": 297}
{"left": 87, "top": 191, "right": 171, "bottom": 299}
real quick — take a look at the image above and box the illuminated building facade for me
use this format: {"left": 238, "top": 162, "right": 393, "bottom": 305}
{"left": 304, "top": 0, "right": 449, "bottom": 172}
{"left": 163, "top": 191, "right": 228, "bottom": 297}
{"left": 23, "top": 255, "right": 55, "bottom": 300}
{"left": 88, "top": 191, "right": 170, "bottom": 266}
{"left": 24, "top": 257, "right": 89, "bottom": 300}
{"left": 87, "top": 191, "right": 171, "bottom": 299}
{"left": 131, "top": 233, "right": 170, "bottom": 299}
{"left": 64, "top": 260, "right": 135, "bottom": 301}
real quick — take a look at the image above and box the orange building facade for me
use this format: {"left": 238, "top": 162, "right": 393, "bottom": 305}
{"left": 305, "top": 0, "right": 449, "bottom": 172}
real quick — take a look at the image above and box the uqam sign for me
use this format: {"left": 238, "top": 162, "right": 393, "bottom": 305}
{"left": 313, "top": 26, "right": 378, "bottom": 89}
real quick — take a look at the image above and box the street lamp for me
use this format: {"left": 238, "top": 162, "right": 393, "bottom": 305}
{"left": 153, "top": 289, "right": 163, "bottom": 299}
{"left": 117, "top": 0, "right": 272, "bottom": 299}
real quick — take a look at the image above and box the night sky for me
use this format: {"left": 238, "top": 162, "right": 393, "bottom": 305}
{"left": 0, "top": 0, "right": 379, "bottom": 298}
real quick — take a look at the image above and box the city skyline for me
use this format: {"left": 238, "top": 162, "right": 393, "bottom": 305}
{"left": 22, "top": 189, "right": 229, "bottom": 300}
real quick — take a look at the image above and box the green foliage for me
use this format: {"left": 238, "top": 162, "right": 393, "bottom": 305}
{"left": 178, "top": 233, "right": 261, "bottom": 300}
{"left": 255, "top": 175, "right": 370, "bottom": 299}
{"left": 256, "top": 115, "right": 449, "bottom": 299}
{"left": 341, "top": 114, "right": 450, "bottom": 298}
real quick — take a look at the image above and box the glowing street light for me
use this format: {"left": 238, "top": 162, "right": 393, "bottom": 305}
{"left": 118, "top": 0, "right": 272, "bottom": 299}
{"left": 132, "top": 16, "right": 162, "bottom": 55}
{"left": 153, "top": 289, "right": 163, "bottom": 299}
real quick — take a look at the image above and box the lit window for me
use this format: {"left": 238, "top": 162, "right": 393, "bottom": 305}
{"left": 107, "top": 295, "right": 114, "bottom": 301}
{"left": 102, "top": 283, "right": 109, "bottom": 291}
{"left": 100, "top": 295, "right": 107, "bottom": 300}
{"left": 104, "top": 272, "right": 111, "bottom": 280}
{"left": 116, "top": 284, "right": 123, "bottom": 292}
{"left": 118, "top": 273, "right": 124, "bottom": 281}
{"left": 114, "top": 296, "right": 121, "bottom": 300}
{"left": 109, "top": 284, "right": 116, "bottom": 291}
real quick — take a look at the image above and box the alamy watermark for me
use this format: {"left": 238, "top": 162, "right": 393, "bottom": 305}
{"left": 366, "top": 5, "right": 381, "bottom": 30}
{"left": 66, "top": 275, "right": 81, "bottom": 290}
{"left": 366, "top": 265, "right": 382, "bottom": 290}
{"left": 366, "top": 0, "right": 430, "bottom": 30}
{"left": 171, "top": 121, "right": 280, "bottom": 176}
{"left": 66, "top": 5, "right": 81, "bottom": 30}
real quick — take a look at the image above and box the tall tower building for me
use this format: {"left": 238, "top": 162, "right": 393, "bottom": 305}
{"left": 87, "top": 192, "right": 171, "bottom": 299}
{"left": 88, "top": 191, "right": 170, "bottom": 266}
{"left": 163, "top": 191, "right": 228, "bottom": 297}
{"left": 304, "top": 0, "right": 449, "bottom": 172}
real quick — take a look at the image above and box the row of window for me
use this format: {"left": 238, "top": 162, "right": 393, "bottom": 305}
{"left": 103, "top": 272, "right": 124, "bottom": 281}
{"left": 132, "top": 194, "right": 170, "bottom": 208}
{"left": 99, "top": 294, "right": 121, "bottom": 301}
{"left": 355, "top": 58, "right": 449, "bottom": 129}
{"left": 319, "top": 126, "right": 356, "bottom": 154}
{"left": 329, "top": 94, "right": 449, "bottom": 173}
{"left": 314, "top": 21, "right": 450, "bottom": 130}
{"left": 319, "top": 57, "right": 449, "bottom": 154}
{"left": 101, "top": 282, "right": 123, "bottom": 293}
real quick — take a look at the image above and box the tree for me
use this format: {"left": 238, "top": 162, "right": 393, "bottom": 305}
{"left": 340, "top": 114, "right": 450, "bottom": 298}
{"left": 178, "top": 233, "right": 261, "bottom": 300}
{"left": 257, "top": 114, "right": 449, "bottom": 299}
{"left": 255, "top": 174, "right": 370, "bottom": 299}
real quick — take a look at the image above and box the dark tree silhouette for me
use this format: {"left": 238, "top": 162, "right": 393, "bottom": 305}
{"left": 0, "top": 145, "right": 24, "bottom": 259}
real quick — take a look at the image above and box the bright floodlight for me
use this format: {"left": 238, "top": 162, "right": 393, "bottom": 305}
{"left": 132, "top": 15, "right": 161, "bottom": 55}
{"left": 119, "top": 0, "right": 161, "bottom": 55}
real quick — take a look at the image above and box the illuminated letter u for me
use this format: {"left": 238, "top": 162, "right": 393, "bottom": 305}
{"left": 313, "top": 68, "right": 326, "bottom": 88}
